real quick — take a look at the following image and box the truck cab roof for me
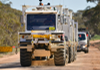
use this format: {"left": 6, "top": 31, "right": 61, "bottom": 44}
{"left": 25, "top": 11, "right": 57, "bottom": 14}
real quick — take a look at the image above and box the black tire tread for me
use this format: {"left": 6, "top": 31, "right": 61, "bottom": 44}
{"left": 68, "top": 47, "right": 71, "bottom": 63}
{"left": 20, "top": 49, "right": 32, "bottom": 66}
{"left": 54, "top": 49, "right": 65, "bottom": 66}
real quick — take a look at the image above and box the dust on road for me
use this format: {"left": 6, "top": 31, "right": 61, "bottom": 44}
{"left": 0, "top": 40, "right": 100, "bottom": 70}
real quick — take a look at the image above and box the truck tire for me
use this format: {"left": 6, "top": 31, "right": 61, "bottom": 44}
{"left": 72, "top": 47, "right": 74, "bottom": 62}
{"left": 66, "top": 48, "right": 69, "bottom": 64}
{"left": 54, "top": 48, "right": 66, "bottom": 66}
{"left": 84, "top": 47, "right": 89, "bottom": 53}
{"left": 73, "top": 46, "right": 76, "bottom": 61}
{"left": 68, "top": 47, "right": 71, "bottom": 63}
{"left": 74, "top": 46, "right": 77, "bottom": 60}
{"left": 20, "top": 49, "right": 32, "bottom": 66}
{"left": 69, "top": 47, "right": 74, "bottom": 62}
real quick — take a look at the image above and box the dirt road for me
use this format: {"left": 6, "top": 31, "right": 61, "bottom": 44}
{"left": 0, "top": 40, "right": 100, "bottom": 70}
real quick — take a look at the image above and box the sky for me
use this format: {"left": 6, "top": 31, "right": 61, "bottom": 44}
{"left": 9, "top": 0, "right": 96, "bottom": 12}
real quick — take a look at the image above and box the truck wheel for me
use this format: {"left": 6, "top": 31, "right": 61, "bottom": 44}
{"left": 66, "top": 49, "right": 69, "bottom": 64}
{"left": 74, "top": 47, "right": 77, "bottom": 60}
{"left": 73, "top": 47, "right": 77, "bottom": 61}
{"left": 68, "top": 47, "right": 71, "bottom": 63}
{"left": 84, "top": 47, "right": 89, "bottom": 53}
{"left": 54, "top": 48, "right": 66, "bottom": 66}
{"left": 69, "top": 47, "right": 74, "bottom": 62}
{"left": 20, "top": 49, "right": 32, "bottom": 66}
{"left": 72, "top": 47, "right": 74, "bottom": 62}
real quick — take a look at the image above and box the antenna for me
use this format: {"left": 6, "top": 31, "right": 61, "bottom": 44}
{"left": 47, "top": 3, "right": 50, "bottom": 5}
{"left": 39, "top": 0, "right": 42, "bottom": 5}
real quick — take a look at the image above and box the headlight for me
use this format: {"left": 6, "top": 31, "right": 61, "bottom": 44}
{"left": 20, "top": 36, "right": 26, "bottom": 41}
{"left": 83, "top": 46, "right": 86, "bottom": 48}
{"left": 83, "top": 45, "right": 87, "bottom": 48}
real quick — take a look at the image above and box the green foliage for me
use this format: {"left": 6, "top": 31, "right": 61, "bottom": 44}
{"left": 73, "top": 10, "right": 86, "bottom": 28}
{"left": 91, "top": 35, "right": 100, "bottom": 40}
{"left": 73, "top": 0, "right": 100, "bottom": 35}
{"left": 87, "top": 0, "right": 100, "bottom": 4}
{"left": 83, "top": 3, "right": 100, "bottom": 34}
{"left": 0, "top": 2, "right": 24, "bottom": 46}
{"left": 87, "top": 0, "right": 96, "bottom": 2}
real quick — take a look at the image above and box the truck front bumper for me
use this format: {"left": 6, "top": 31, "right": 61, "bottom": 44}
{"left": 77, "top": 46, "right": 88, "bottom": 51}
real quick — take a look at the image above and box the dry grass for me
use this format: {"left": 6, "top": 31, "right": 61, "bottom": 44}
{"left": 91, "top": 35, "right": 100, "bottom": 41}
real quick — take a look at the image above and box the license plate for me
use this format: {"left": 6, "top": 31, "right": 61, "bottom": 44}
{"left": 49, "top": 27, "right": 55, "bottom": 31}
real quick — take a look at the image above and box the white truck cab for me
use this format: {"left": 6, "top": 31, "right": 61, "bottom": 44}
{"left": 18, "top": 0, "right": 78, "bottom": 66}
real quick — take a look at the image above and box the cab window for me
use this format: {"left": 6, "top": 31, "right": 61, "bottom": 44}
{"left": 78, "top": 34, "right": 86, "bottom": 41}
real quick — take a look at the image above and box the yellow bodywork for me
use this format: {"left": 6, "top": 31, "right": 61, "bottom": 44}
{"left": 32, "top": 34, "right": 50, "bottom": 39}
{"left": 31, "top": 31, "right": 51, "bottom": 40}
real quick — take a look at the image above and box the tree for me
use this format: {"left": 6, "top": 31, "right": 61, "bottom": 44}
{"left": 73, "top": 10, "right": 86, "bottom": 28}
{"left": 0, "top": 2, "right": 23, "bottom": 46}
{"left": 87, "top": 0, "right": 100, "bottom": 4}
{"left": 82, "top": 0, "right": 100, "bottom": 34}
{"left": 87, "top": 0, "right": 99, "bottom": 2}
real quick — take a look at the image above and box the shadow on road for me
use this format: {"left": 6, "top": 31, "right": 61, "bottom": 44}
{"left": 0, "top": 62, "right": 54, "bottom": 69}
{"left": 77, "top": 50, "right": 82, "bottom": 52}
{"left": 0, "top": 62, "right": 22, "bottom": 69}
{"left": 0, "top": 62, "right": 60, "bottom": 70}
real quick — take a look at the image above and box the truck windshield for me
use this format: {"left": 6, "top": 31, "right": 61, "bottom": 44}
{"left": 27, "top": 14, "right": 56, "bottom": 30}
{"left": 78, "top": 34, "right": 86, "bottom": 41}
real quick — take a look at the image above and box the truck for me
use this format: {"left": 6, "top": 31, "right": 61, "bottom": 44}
{"left": 78, "top": 32, "right": 89, "bottom": 53}
{"left": 18, "top": 0, "right": 78, "bottom": 66}
{"left": 78, "top": 28, "right": 90, "bottom": 53}
{"left": 78, "top": 28, "right": 91, "bottom": 47}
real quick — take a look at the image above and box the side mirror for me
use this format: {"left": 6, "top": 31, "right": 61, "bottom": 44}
{"left": 20, "top": 15, "right": 24, "bottom": 27}
{"left": 20, "top": 15, "right": 24, "bottom": 24}
{"left": 65, "top": 36, "right": 68, "bottom": 41}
